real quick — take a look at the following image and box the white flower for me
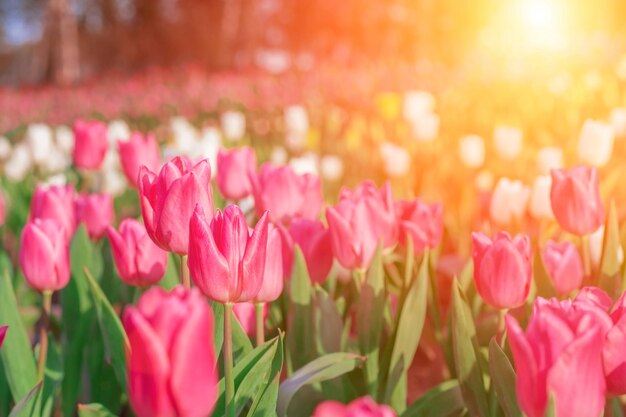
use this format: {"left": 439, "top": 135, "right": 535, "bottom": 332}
{"left": 0, "top": 136, "right": 12, "bottom": 160}
{"left": 589, "top": 225, "right": 624, "bottom": 269}
{"left": 403, "top": 90, "right": 435, "bottom": 123}
{"left": 493, "top": 126, "right": 523, "bottom": 160}
{"left": 270, "top": 146, "right": 288, "bottom": 165}
{"left": 41, "top": 147, "right": 71, "bottom": 174}
{"left": 42, "top": 173, "right": 67, "bottom": 187}
{"left": 458, "top": 135, "right": 485, "bottom": 168}
{"left": 55, "top": 125, "right": 74, "bottom": 155}
{"left": 101, "top": 169, "right": 127, "bottom": 196}
{"left": 289, "top": 153, "right": 318, "bottom": 176}
{"left": 529, "top": 175, "right": 554, "bottom": 220}
{"left": 489, "top": 177, "right": 530, "bottom": 225}
{"left": 536, "top": 147, "right": 563, "bottom": 175}
{"left": 610, "top": 108, "right": 626, "bottom": 138}
{"left": 380, "top": 142, "right": 410, "bottom": 178}
{"left": 577, "top": 119, "right": 614, "bottom": 167}
{"left": 108, "top": 119, "right": 131, "bottom": 145}
{"left": 25, "top": 123, "right": 54, "bottom": 165}
{"left": 284, "top": 105, "right": 309, "bottom": 135}
{"left": 195, "top": 127, "right": 222, "bottom": 170}
{"left": 5, "top": 143, "right": 32, "bottom": 182}
{"left": 320, "top": 155, "right": 344, "bottom": 182}
{"left": 170, "top": 117, "right": 198, "bottom": 155}
{"left": 410, "top": 112, "right": 439, "bottom": 142}
{"left": 221, "top": 111, "right": 246, "bottom": 142}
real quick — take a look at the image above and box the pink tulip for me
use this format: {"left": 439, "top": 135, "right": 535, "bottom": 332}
{"left": 542, "top": 241, "right": 584, "bottom": 294}
{"left": 19, "top": 219, "right": 70, "bottom": 292}
{"left": 603, "top": 292, "right": 626, "bottom": 395}
{"left": 326, "top": 181, "right": 397, "bottom": 269}
{"left": 312, "top": 397, "right": 397, "bottom": 417}
{"left": 472, "top": 232, "right": 531, "bottom": 309}
{"left": 188, "top": 204, "right": 268, "bottom": 303}
{"left": 106, "top": 219, "right": 168, "bottom": 287}
{"left": 139, "top": 157, "right": 213, "bottom": 254}
{"left": 250, "top": 163, "right": 322, "bottom": 224}
{"left": 0, "top": 326, "right": 7, "bottom": 349}
{"left": 233, "top": 302, "right": 268, "bottom": 338}
{"left": 0, "top": 191, "right": 6, "bottom": 228}
{"left": 395, "top": 199, "right": 443, "bottom": 254}
{"left": 254, "top": 223, "right": 284, "bottom": 303}
{"left": 550, "top": 166, "right": 605, "bottom": 236}
{"left": 507, "top": 297, "right": 607, "bottom": 417}
{"left": 75, "top": 193, "right": 114, "bottom": 240}
{"left": 216, "top": 147, "right": 257, "bottom": 201}
{"left": 119, "top": 132, "right": 162, "bottom": 188}
{"left": 288, "top": 218, "right": 334, "bottom": 284}
{"left": 72, "top": 119, "right": 108, "bottom": 170}
{"left": 123, "top": 286, "right": 217, "bottom": 417}
{"left": 30, "top": 184, "right": 76, "bottom": 239}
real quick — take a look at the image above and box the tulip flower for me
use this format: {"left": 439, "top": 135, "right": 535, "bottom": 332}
{"left": 250, "top": 163, "right": 322, "bottom": 225}
{"left": 493, "top": 125, "right": 523, "bottom": 160}
{"left": 577, "top": 119, "right": 614, "bottom": 167}
{"left": 0, "top": 191, "right": 6, "bottom": 228}
{"left": 380, "top": 142, "right": 410, "bottom": 178}
{"left": 550, "top": 166, "right": 604, "bottom": 236}
{"left": 312, "top": 396, "right": 397, "bottom": 417}
{"left": 188, "top": 204, "right": 268, "bottom": 303}
{"left": 320, "top": 155, "right": 344, "bottom": 182}
{"left": 403, "top": 90, "right": 435, "bottom": 122}
{"left": 327, "top": 181, "right": 397, "bottom": 270}
{"left": 604, "top": 292, "right": 626, "bottom": 394}
{"left": 19, "top": 218, "right": 70, "bottom": 292}
{"left": 288, "top": 218, "right": 334, "bottom": 284}
{"left": 139, "top": 156, "right": 213, "bottom": 254}
{"left": 216, "top": 147, "right": 257, "bottom": 201}
{"left": 0, "top": 326, "right": 7, "bottom": 350}
{"left": 472, "top": 232, "right": 531, "bottom": 309}
{"left": 118, "top": 132, "right": 162, "bottom": 188}
{"left": 458, "top": 135, "right": 485, "bottom": 168}
{"left": 396, "top": 199, "right": 443, "bottom": 255}
{"left": 254, "top": 223, "right": 284, "bottom": 303}
{"left": 542, "top": 241, "right": 583, "bottom": 294}
{"left": 25, "top": 124, "right": 54, "bottom": 166}
{"left": 506, "top": 299, "right": 606, "bottom": 417}
{"left": 537, "top": 147, "right": 563, "bottom": 175}
{"left": 75, "top": 193, "right": 114, "bottom": 240}
{"left": 72, "top": 119, "right": 108, "bottom": 170}
{"left": 30, "top": 184, "right": 76, "bottom": 239}
{"left": 123, "top": 286, "right": 217, "bottom": 417}
{"left": 106, "top": 219, "right": 168, "bottom": 287}
{"left": 528, "top": 175, "right": 554, "bottom": 220}
{"left": 489, "top": 178, "right": 530, "bottom": 225}
{"left": 221, "top": 111, "right": 246, "bottom": 142}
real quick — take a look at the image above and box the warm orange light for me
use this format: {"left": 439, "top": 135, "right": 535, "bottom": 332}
{"left": 523, "top": 0, "right": 559, "bottom": 30}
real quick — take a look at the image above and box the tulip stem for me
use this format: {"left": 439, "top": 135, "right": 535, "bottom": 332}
{"left": 255, "top": 303, "right": 265, "bottom": 346}
{"left": 179, "top": 255, "right": 190, "bottom": 289}
{"left": 224, "top": 303, "right": 235, "bottom": 417}
{"left": 581, "top": 235, "right": 592, "bottom": 279}
{"left": 37, "top": 290, "right": 53, "bottom": 381}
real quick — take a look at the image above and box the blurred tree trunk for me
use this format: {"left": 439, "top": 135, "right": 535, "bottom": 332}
{"left": 47, "top": 0, "right": 80, "bottom": 84}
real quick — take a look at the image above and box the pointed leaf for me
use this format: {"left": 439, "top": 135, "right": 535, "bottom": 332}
{"left": 77, "top": 403, "right": 116, "bottom": 417}
{"left": 401, "top": 380, "right": 465, "bottom": 417}
{"left": 8, "top": 382, "right": 42, "bottom": 417}
{"left": 245, "top": 333, "right": 284, "bottom": 417}
{"left": 287, "top": 246, "right": 315, "bottom": 370}
{"left": 600, "top": 201, "right": 621, "bottom": 278}
{"left": 489, "top": 339, "right": 522, "bottom": 417}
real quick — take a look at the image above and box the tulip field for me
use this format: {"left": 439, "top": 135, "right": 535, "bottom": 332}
{"left": 2, "top": 51, "right": 626, "bottom": 417}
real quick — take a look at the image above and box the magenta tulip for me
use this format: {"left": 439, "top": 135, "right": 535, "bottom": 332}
{"left": 472, "top": 232, "right": 532, "bottom": 309}
{"left": 254, "top": 223, "right": 284, "bottom": 303}
{"left": 29, "top": 184, "right": 76, "bottom": 239}
{"left": 0, "top": 326, "right": 7, "bottom": 350}
{"left": 250, "top": 163, "right": 322, "bottom": 224}
{"left": 288, "top": 218, "right": 334, "bottom": 284}
{"left": 119, "top": 132, "right": 162, "bottom": 188}
{"left": 603, "top": 292, "right": 626, "bottom": 395}
{"left": 106, "top": 219, "right": 168, "bottom": 287}
{"left": 19, "top": 219, "right": 70, "bottom": 292}
{"left": 395, "top": 199, "right": 443, "bottom": 254}
{"left": 326, "top": 181, "right": 397, "bottom": 270}
{"left": 75, "top": 193, "right": 114, "bottom": 240}
{"left": 188, "top": 204, "right": 268, "bottom": 303}
{"left": 550, "top": 166, "right": 605, "bottom": 236}
{"left": 542, "top": 240, "right": 584, "bottom": 294}
{"left": 216, "top": 147, "right": 257, "bottom": 201}
{"left": 139, "top": 156, "right": 213, "bottom": 254}
{"left": 72, "top": 119, "right": 108, "bottom": 170}
{"left": 506, "top": 298, "right": 607, "bottom": 417}
{"left": 0, "top": 192, "right": 6, "bottom": 228}
{"left": 312, "top": 396, "right": 396, "bottom": 417}
{"left": 123, "top": 286, "right": 217, "bottom": 417}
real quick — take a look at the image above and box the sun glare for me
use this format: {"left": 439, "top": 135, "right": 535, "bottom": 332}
{"left": 524, "top": 0, "right": 558, "bottom": 29}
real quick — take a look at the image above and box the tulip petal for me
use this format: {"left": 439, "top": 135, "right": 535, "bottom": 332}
{"left": 326, "top": 207, "right": 358, "bottom": 269}
{"left": 240, "top": 211, "right": 268, "bottom": 301}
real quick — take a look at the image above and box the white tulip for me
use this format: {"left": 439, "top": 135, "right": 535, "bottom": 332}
{"left": 195, "top": 127, "right": 222, "bottom": 170}
{"left": 320, "top": 155, "right": 344, "bottom": 182}
{"left": 221, "top": 111, "right": 246, "bottom": 142}
{"left": 101, "top": 169, "right": 127, "bottom": 196}
{"left": 55, "top": 125, "right": 74, "bottom": 155}
{"left": 43, "top": 173, "right": 67, "bottom": 187}
{"left": 380, "top": 142, "right": 410, "bottom": 178}
{"left": 489, "top": 177, "right": 530, "bottom": 225}
{"left": 5, "top": 143, "right": 32, "bottom": 182}
{"left": 289, "top": 153, "right": 318, "bottom": 176}
{"left": 403, "top": 90, "right": 435, "bottom": 123}
{"left": 536, "top": 147, "right": 563, "bottom": 175}
{"left": 589, "top": 225, "right": 624, "bottom": 269}
{"left": 458, "top": 135, "right": 485, "bottom": 168}
{"left": 270, "top": 146, "right": 288, "bottom": 165}
{"left": 577, "top": 119, "right": 614, "bottom": 167}
{"left": 610, "top": 108, "right": 626, "bottom": 138}
{"left": 41, "top": 147, "right": 71, "bottom": 174}
{"left": 528, "top": 175, "right": 554, "bottom": 219}
{"left": 410, "top": 112, "right": 439, "bottom": 142}
{"left": 108, "top": 120, "right": 130, "bottom": 145}
{"left": 26, "top": 124, "right": 54, "bottom": 165}
{"left": 170, "top": 117, "right": 198, "bottom": 155}
{"left": 285, "top": 105, "right": 309, "bottom": 135}
{"left": 493, "top": 126, "right": 523, "bottom": 160}
{"left": 0, "top": 136, "right": 12, "bottom": 160}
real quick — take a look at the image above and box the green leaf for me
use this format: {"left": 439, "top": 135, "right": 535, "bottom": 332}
{"left": 314, "top": 288, "right": 342, "bottom": 354}
{"left": 8, "top": 382, "right": 42, "bottom": 417}
{"left": 245, "top": 333, "right": 285, "bottom": 417}
{"left": 451, "top": 281, "right": 489, "bottom": 417}
{"left": 71, "top": 225, "right": 103, "bottom": 283}
{"left": 83, "top": 268, "right": 129, "bottom": 392}
{"left": 356, "top": 244, "right": 385, "bottom": 395}
{"left": 401, "top": 380, "right": 465, "bottom": 417}
{"left": 0, "top": 267, "right": 38, "bottom": 403}
{"left": 277, "top": 352, "right": 366, "bottom": 417}
{"left": 77, "top": 403, "right": 117, "bottom": 417}
{"left": 488, "top": 339, "right": 522, "bottom": 417}
{"left": 600, "top": 201, "right": 621, "bottom": 279}
{"left": 211, "top": 301, "right": 225, "bottom": 358}
{"left": 544, "top": 396, "right": 556, "bottom": 417}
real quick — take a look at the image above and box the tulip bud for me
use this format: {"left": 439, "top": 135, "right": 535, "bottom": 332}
{"left": 542, "top": 240, "right": 583, "bottom": 294}
{"left": 139, "top": 157, "right": 214, "bottom": 254}
{"left": 25, "top": 124, "right": 54, "bottom": 166}
{"left": 313, "top": 396, "right": 397, "bottom": 417}
{"left": 288, "top": 218, "right": 334, "bottom": 284}
{"left": 188, "top": 204, "right": 268, "bottom": 303}
{"left": 493, "top": 126, "right": 523, "bottom": 160}
{"left": 216, "top": 147, "right": 257, "bottom": 201}
{"left": 72, "top": 120, "right": 109, "bottom": 170}
{"left": 169, "top": 117, "right": 199, "bottom": 156}
{"left": 106, "top": 219, "right": 168, "bottom": 287}
{"left": 254, "top": 223, "right": 284, "bottom": 302}
{"left": 396, "top": 199, "right": 443, "bottom": 255}
{"left": 604, "top": 292, "right": 626, "bottom": 394}
{"left": 30, "top": 184, "right": 76, "bottom": 239}
{"left": 458, "top": 135, "right": 485, "bottom": 168}
{"left": 379, "top": 142, "right": 410, "bottom": 178}
{"left": 489, "top": 178, "right": 530, "bottom": 225}
{"left": 578, "top": 119, "right": 614, "bottom": 167}
{"left": 119, "top": 132, "right": 162, "bottom": 188}
{"left": 221, "top": 111, "right": 246, "bottom": 142}
{"left": 123, "top": 286, "right": 217, "bottom": 417}
{"left": 536, "top": 146, "right": 563, "bottom": 175}
{"left": 472, "top": 232, "right": 531, "bottom": 309}
{"left": 528, "top": 175, "right": 554, "bottom": 220}
{"left": 75, "top": 193, "right": 114, "bottom": 240}
{"left": 19, "top": 219, "right": 70, "bottom": 292}
{"left": 550, "top": 166, "right": 604, "bottom": 236}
